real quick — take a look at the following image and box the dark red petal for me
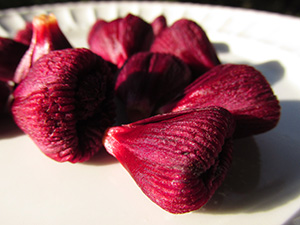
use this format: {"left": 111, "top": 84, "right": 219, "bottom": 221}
{"left": 88, "top": 14, "right": 154, "bottom": 68}
{"left": 0, "top": 81, "right": 11, "bottom": 113}
{"left": 14, "top": 22, "right": 33, "bottom": 46}
{"left": 103, "top": 106, "right": 235, "bottom": 213}
{"left": 0, "top": 37, "right": 28, "bottom": 82}
{"left": 150, "top": 19, "right": 220, "bottom": 79}
{"left": 151, "top": 15, "right": 167, "bottom": 36}
{"left": 115, "top": 52, "right": 191, "bottom": 122}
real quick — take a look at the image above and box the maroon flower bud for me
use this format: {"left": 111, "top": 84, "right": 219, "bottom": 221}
{"left": 12, "top": 48, "right": 115, "bottom": 163}
{"left": 88, "top": 14, "right": 154, "bottom": 68}
{"left": 159, "top": 64, "right": 280, "bottom": 138}
{"left": 151, "top": 15, "right": 167, "bottom": 36}
{"left": 103, "top": 106, "right": 235, "bottom": 214}
{"left": 151, "top": 19, "right": 220, "bottom": 78}
{"left": 14, "top": 14, "right": 72, "bottom": 84}
{"left": 115, "top": 52, "right": 191, "bottom": 122}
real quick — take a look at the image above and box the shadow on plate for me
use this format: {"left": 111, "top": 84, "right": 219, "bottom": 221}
{"left": 255, "top": 60, "right": 285, "bottom": 86}
{"left": 241, "top": 60, "right": 284, "bottom": 86}
{"left": 198, "top": 100, "right": 300, "bottom": 214}
{"left": 83, "top": 147, "right": 118, "bottom": 166}
{"left": 213, "top": 42, "right": 230, "bottom": 53}
{"left": 0, "top": 113, "right": 23, "bottom": 139}
{"left": 217, "top": 42, "right": 285, "bottom": 86}
{"left": 199, "top": 137, "right": 261, "bottom": 213}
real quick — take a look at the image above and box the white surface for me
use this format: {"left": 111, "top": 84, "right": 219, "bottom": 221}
{"left": 0, "top": 2, "right": 300, "bottom": 225}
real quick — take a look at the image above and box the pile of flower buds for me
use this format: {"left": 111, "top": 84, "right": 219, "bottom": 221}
{"left": 0, "top": 13, "right": 280, "bottom": 214}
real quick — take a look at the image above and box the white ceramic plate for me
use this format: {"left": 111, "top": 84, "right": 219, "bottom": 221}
{"left": 1, "top": 2, "right": 300, "bottom": 225}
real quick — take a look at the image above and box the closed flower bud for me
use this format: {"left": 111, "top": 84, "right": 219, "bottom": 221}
{"left": 159, "top": 64, "right": 280, "bottom": 137}
{"left": 88, "top": 14, "right": 154, "bottom": 68}
{"left": 12, "top": 48, "right": 115, "bottom": 163}
{"left": 151, "top": 19, "right": 220, "bottom": 79}
{"left": 14, "top": 14, "right": 72, "bottom": 84}
{"left": 103, "top": 106, "right": 235, "bottom": 214}
{"left": 115, "top": 51, "right": 191, "bottom": 122}
{"left": 151, "top": 15, "right": 167, "bottom": 36}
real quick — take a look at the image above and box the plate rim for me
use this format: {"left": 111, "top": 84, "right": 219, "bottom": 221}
{"left": 0, "top": 1, "right": 299, "bottom": 56}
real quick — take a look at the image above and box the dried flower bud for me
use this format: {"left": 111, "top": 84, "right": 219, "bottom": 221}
{"left": 103, "top": 106, "right": 235, "bottom": 214}
{"left": 160, "top": 64, "right": 280, "bottom": 137}
{"left": 151, "top": 19, "right": 220, "bottom": 78}
{"left": 151, "top": 15, "right": 167, "bottom": 36}
{"left": 14, "top": 14, "right": 72, "bottom": 84}
{"left": 0, "top": 37, "right": 28, "bottom": 82}
{"left": 88, "top": 14, "right": 154, "bottom": 68}
{"left": 12, "top": 48, "right": 115, "bottom": 163}
{"left": 115, "top": 52, "right": 191, "bottom": 122}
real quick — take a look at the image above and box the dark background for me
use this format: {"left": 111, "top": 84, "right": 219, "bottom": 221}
{"left": 0, "top": 0, "right": 300, "bottom": 17}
